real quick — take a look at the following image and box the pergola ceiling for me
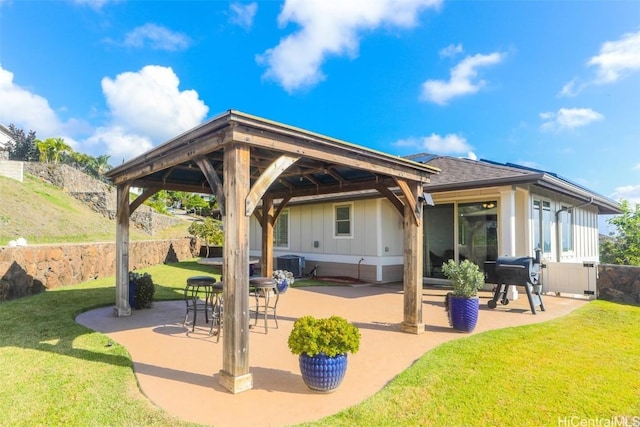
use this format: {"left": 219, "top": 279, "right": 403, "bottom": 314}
{"left": 106, "top": 110, "right": 440, "bottom": 203}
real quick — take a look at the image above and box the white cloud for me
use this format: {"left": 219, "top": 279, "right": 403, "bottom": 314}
{"left": 421, "top": 52, "right": 505, "bottom": 105}
{"left": 122, "top": 23, "right": 191, "bottom": 51}
{"left": 257, "top": 0, "right": 441, "bottom": 92}
{"left": 611, "top": 184, "right": 640, "bottom": 206}
{"left": 99, "top": 65, "right": 209, "bottom": 159}
{"left": 0, "top": 65, "right": 86, "bottom": 146}
{"left": 561, "top": 29, "right": 640, "bottom": 96}
{"left": 229, "top": 2, "right": 258, "bottom": 30}
{"left": 395, "top": 133, "right": 471, "bottom": 154}
{"left": 0, "top": 64, "right": 208, "bottom": 162}
{"left": 559, "top": 79, "right": 579, "bottom": 97}
{"left": 588, "top": 29, "right": 640, "bottom": 84}
{"left": 439, "top": 43, "right": 463, "bottom": 58}
{"left": 540, "top": 107, "right": 603, "bottom": 132}
{"left": 85, "top": 126, "right": 154, "bottom": 163}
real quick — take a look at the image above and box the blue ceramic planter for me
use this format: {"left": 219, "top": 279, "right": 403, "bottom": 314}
{"left": 299, "top": 353, "right": 348, "bottom": 392}
{"left": 448, "top": 296, "right": 479, "bottom": 332}
{"left": 276, "top": 279, "right": 289, "bottom": 294}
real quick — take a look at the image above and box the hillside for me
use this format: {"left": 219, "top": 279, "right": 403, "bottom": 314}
{"left": 0, "top": 174, "right": 191, "bottom": 245}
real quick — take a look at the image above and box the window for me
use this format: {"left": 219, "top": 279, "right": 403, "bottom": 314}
{"left": 458, "top": 201, "right": 498, "bottom": 266}
{"left": 334, "top": 204, "right": 352, "bottom": 237}
{"left": 273, "top": 209, "right": 289, "bottom": 248}
{"left": 533, "top": 199, "right": 551, "bottom": 253}
{"left": 560, "top": 207, "right": 574, "bottom": 252}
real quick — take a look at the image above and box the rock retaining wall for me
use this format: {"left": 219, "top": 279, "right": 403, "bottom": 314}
{"left": 24, "top": 162, "right": 182, "bottom": 235}
{"left": 0, "top": 238, "right": 199, "bottom": 302}
{"left": 597, "top": 264, "right": 640, "bottom": 304}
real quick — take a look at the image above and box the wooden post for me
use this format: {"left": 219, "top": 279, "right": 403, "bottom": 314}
{"left": 400, "top": 180, "right": 425, "bottom": 334}
{"left": 261, "top": 196, "right": 274, "bottom": 278}
{"left": 114, "top": 183, "right": 131, "bottom": 317}
{"left": 219, "top": 143, "right": 253, "bottom": 393}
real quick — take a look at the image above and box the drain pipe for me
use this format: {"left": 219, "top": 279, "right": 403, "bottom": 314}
{"left": 555, "top": 197, "right": 594, "bottom": 262}
{"left": 357, "top": 258, "right": 365, "bottom": 281}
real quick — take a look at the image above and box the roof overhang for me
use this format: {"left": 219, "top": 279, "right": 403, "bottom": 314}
{"left": 106, "top": 110, "right": 439, "bottom": 200}
{"left": 424, "top": 173, "right": 621, "bottom": 215}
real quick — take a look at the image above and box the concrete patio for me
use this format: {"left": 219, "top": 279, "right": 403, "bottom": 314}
{"left": 76, "top": 284, "right": 587, "bottom": 427}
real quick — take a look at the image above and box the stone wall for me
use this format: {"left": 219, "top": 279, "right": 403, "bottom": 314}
{"left": 597, "top": 264, "right": 640, "bottom": 304}
{"left": 24, "top": 162, "right": 182, "bottom": 235}
{"left": 0, "top": 238, "right": 199, "bottom": 302}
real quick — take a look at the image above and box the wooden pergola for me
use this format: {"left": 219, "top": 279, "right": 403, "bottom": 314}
{"left": 105, "top": 110, "right": 439, "bottom": 393}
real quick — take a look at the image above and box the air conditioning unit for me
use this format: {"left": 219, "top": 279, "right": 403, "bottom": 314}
{"left": 276, "top": 255, "right": 305, "bottom": 278}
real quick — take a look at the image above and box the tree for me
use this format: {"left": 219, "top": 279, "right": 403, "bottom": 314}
{"left": 600, "top": 199, "right": 640, "bottom": 266}
{"left": 6, "top": 124, "right": 38, "bottom": 161}
{"left": 188, "top": 217, "right": 223, "bottom": 256}
{"left": 36, "top": 137, "right": 71, "bottom": 164}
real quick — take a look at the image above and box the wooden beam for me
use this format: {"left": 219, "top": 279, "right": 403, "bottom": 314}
{"left": 114, "top": 183, "right": 131, "bottom": 317}
{"left": 233, "top": 126, "right": 433, "bottom": 183}
{"left": 109, "top": 130, "right": 230, "bottom": 185}
{"left": 394, "top": 178, "right": 421, "bottom": 225}
{"left": 261, "top": 196, "right": 274, "bottom": 278}
{"left": 194, "top": 156, "right": 226, "bottom": 216}
{"left": 246, "top": 154, "right": 300, "bottom": 216}
{"left": 130, "top": 186, "right": 161, "bottom": 214}
{"left": 375, "top": 183, "right": 405, "bottom": 216}
{"left": 400, "top": 180, "right": 424, "bottom": 334}
{"left": 219, "top": 143, "right": 253, "bottom": 394}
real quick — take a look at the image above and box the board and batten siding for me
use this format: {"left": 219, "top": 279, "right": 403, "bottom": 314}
{"left": 250, "top": 197, "right": 406, "bottom": 282}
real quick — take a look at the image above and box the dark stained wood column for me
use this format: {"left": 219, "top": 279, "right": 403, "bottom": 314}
{"left": 114, "top": 183, "right": 131, "bottom": 317}
{"left": 219, "top": 143, "right": 253, "bottom": 393}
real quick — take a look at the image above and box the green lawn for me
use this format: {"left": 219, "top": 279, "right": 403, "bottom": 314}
{"left": 1, "top": 261, "right": 639, "bottom": 426}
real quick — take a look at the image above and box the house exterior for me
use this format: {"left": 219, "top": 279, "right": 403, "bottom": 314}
{"left": 0, "top": 124, "right": 13, "bottom": 160}
{"left": 251, "top": 154, "right": 621, "bottom": 297}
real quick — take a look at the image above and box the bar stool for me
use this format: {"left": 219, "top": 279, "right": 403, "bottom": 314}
{"left": 210, "top": 282, "right": 224, "bottom": 342}
{"left": 184, "top": 276, "right": 216, "bottom": 332}
{"left": 249, "top": 277, "right": 279, "bottom": 334}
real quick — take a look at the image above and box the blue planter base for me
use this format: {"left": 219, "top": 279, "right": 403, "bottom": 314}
{"left": 448, "top": 296, "right": 479, "bottom": 333}
{"left": 299, "top": 353, "right": 348, "bottom": 393}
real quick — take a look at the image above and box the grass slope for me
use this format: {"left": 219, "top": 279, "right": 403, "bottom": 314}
{"left": 0, "top": 174, "right": 190, "bottom": 244}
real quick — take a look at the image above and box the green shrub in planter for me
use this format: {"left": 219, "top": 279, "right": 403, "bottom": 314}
{"left": 288, "top": 315, "right": 361, "bottom": 357}
{"left": 441, "top": 259, "right": 484, "bottom": 298}
{"left": 129, "top": 272, "right": 155, "bottom": 309}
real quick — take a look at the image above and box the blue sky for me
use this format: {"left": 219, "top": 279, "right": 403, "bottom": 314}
{"left": 1, "top": 0, "right": 639, "bottom": 211}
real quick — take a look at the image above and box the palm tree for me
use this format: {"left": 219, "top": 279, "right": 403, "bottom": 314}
{"left": 35, "top": 137, "right": 71, "bottom": 164}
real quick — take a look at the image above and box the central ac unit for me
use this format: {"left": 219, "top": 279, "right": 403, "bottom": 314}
{"left": 276, "top": 255, "right": 305, "bottom": 277}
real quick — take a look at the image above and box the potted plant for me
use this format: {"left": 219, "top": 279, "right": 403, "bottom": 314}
{"left": 441, "top": 259, "right": 484, "bottom": 332}
{"left": 128, "top": 272, "right": 155, "bottom": 310}
{"left": 287, "top": 315, "right": 361, "bottom": 393}
{"left": 272, "top": 269, "right": 294, "bottom": 293}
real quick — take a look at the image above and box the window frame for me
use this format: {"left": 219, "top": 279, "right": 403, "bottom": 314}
{"left": 560, "top": 206, "right": 574, "bottom": 253}
{"left": 333, "top": 203, "right": 354, "bottom": 239}
{"left": 273, "top": 209, "right": 290, "bottom": 249}
{"left": 533, "top": 198, "right": 552, "bottom": 254}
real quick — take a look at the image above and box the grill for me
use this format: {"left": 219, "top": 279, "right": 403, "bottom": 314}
{"left": 486, "top": 249, "right": 545, "bottom": 314}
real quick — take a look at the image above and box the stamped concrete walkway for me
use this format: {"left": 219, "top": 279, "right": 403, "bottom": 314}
{"left": 76, "top": 284, "right": 587, "bottom": 427}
